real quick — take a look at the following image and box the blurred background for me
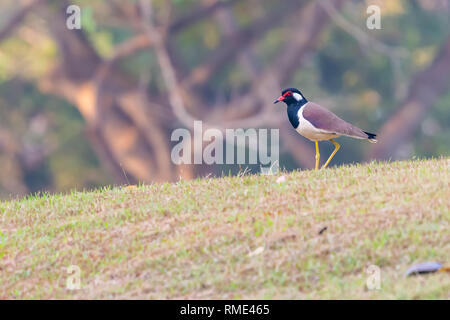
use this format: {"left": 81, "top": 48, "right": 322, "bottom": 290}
{"left": 0, "top": 0, "right": 449, "bottom": 199}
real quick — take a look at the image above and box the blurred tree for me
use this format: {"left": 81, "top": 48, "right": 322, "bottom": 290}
{"left": 0, "top": 0, "right": 449, "bottom": 197}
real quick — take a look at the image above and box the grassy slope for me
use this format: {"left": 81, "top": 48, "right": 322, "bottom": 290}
{"left": 0, "top": 158, "right": 449, "bottom": 299}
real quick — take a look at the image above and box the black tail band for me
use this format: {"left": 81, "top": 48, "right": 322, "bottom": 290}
{"left": 364, "top": 131, "right": 377, "bottom": 140}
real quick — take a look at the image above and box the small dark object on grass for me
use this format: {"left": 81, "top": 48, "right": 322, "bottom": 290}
{"left": 405, "top": 262, "right": 444, "bottom": 276}
{"left": 318, "top": 226, "right": 328, "bottom": 235}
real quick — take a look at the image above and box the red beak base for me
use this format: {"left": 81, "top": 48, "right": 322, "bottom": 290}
{"left": 274, "top": 96, "right": 283, "bottom": 104}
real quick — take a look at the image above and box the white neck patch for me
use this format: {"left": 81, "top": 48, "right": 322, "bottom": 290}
{"left": 293, "top": 92, "right": 303, "bottom": 101}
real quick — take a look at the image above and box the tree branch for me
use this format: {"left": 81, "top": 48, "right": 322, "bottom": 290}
{"left": 0, "top": 0, "right": 45, "bottom": 43}
{"left": 182, "top": 0, "right": 308, "bottom": 89}
{"left": 318, "top": 0, "right": 409, "bottom": 99}
{"left": 169, "top": 0, "right": 242, "bottom": 33}
{"left": 368, "top": 35, "right": 450, "bottom": 160}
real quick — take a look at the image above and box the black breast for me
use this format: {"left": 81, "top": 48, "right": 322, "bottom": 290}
{"left": 287, "top": 104, "right": 301, "bottom": 129}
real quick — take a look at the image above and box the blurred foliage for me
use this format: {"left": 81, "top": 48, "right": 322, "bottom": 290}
{"left": 0, "top": 0, "right": 449, "bottom": 198}
{"left": 0, "top": 80, "right": 110, "bottom": 198}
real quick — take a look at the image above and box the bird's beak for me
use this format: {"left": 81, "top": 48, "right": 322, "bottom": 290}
{"left": 273, "top": 96, "right": 283, "bottom": 104}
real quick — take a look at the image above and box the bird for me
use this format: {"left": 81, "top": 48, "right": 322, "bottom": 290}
{"left": 274, "top": 88, "right": 377, "bottom": 170}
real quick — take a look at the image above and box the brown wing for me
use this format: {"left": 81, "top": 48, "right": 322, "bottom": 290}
{"left": 303, "top": 102, "right": 369, "bottom": 139}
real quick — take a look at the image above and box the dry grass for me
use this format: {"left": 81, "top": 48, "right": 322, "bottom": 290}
{"left": 0, "top": 158, "right": 449, "bottom": 299}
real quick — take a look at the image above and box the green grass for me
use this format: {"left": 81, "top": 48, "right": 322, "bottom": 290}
{"left": 0, "top": 158, "right": 449, "bottom": 299}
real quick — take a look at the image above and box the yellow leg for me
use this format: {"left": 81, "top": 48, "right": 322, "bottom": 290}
{"left": 322, "top": 139, "right": 340, "bottom": 169}
{"left": 315, "top": 140, "right": 320, "bottom": 170}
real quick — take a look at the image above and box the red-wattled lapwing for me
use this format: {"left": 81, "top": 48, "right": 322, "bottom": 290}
{"left": 274, "top": 88, "right": 377, "bottom": 170}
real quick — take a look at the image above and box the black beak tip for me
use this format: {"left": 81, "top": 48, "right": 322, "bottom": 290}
{"left": 273, "top": 99, "right": 280, "bottom": 104}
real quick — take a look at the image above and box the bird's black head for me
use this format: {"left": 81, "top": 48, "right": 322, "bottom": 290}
{"left": 273, "top": 88, "right": 307, "bottom": 106}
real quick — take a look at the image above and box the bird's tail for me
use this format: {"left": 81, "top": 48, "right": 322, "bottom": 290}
{"left": 364, "top": 131, "right": 377, "bottom": 143}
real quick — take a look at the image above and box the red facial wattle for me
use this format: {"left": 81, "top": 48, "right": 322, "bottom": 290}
{"left": 273, "top": 91, "right": 292, "bottom": 104}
